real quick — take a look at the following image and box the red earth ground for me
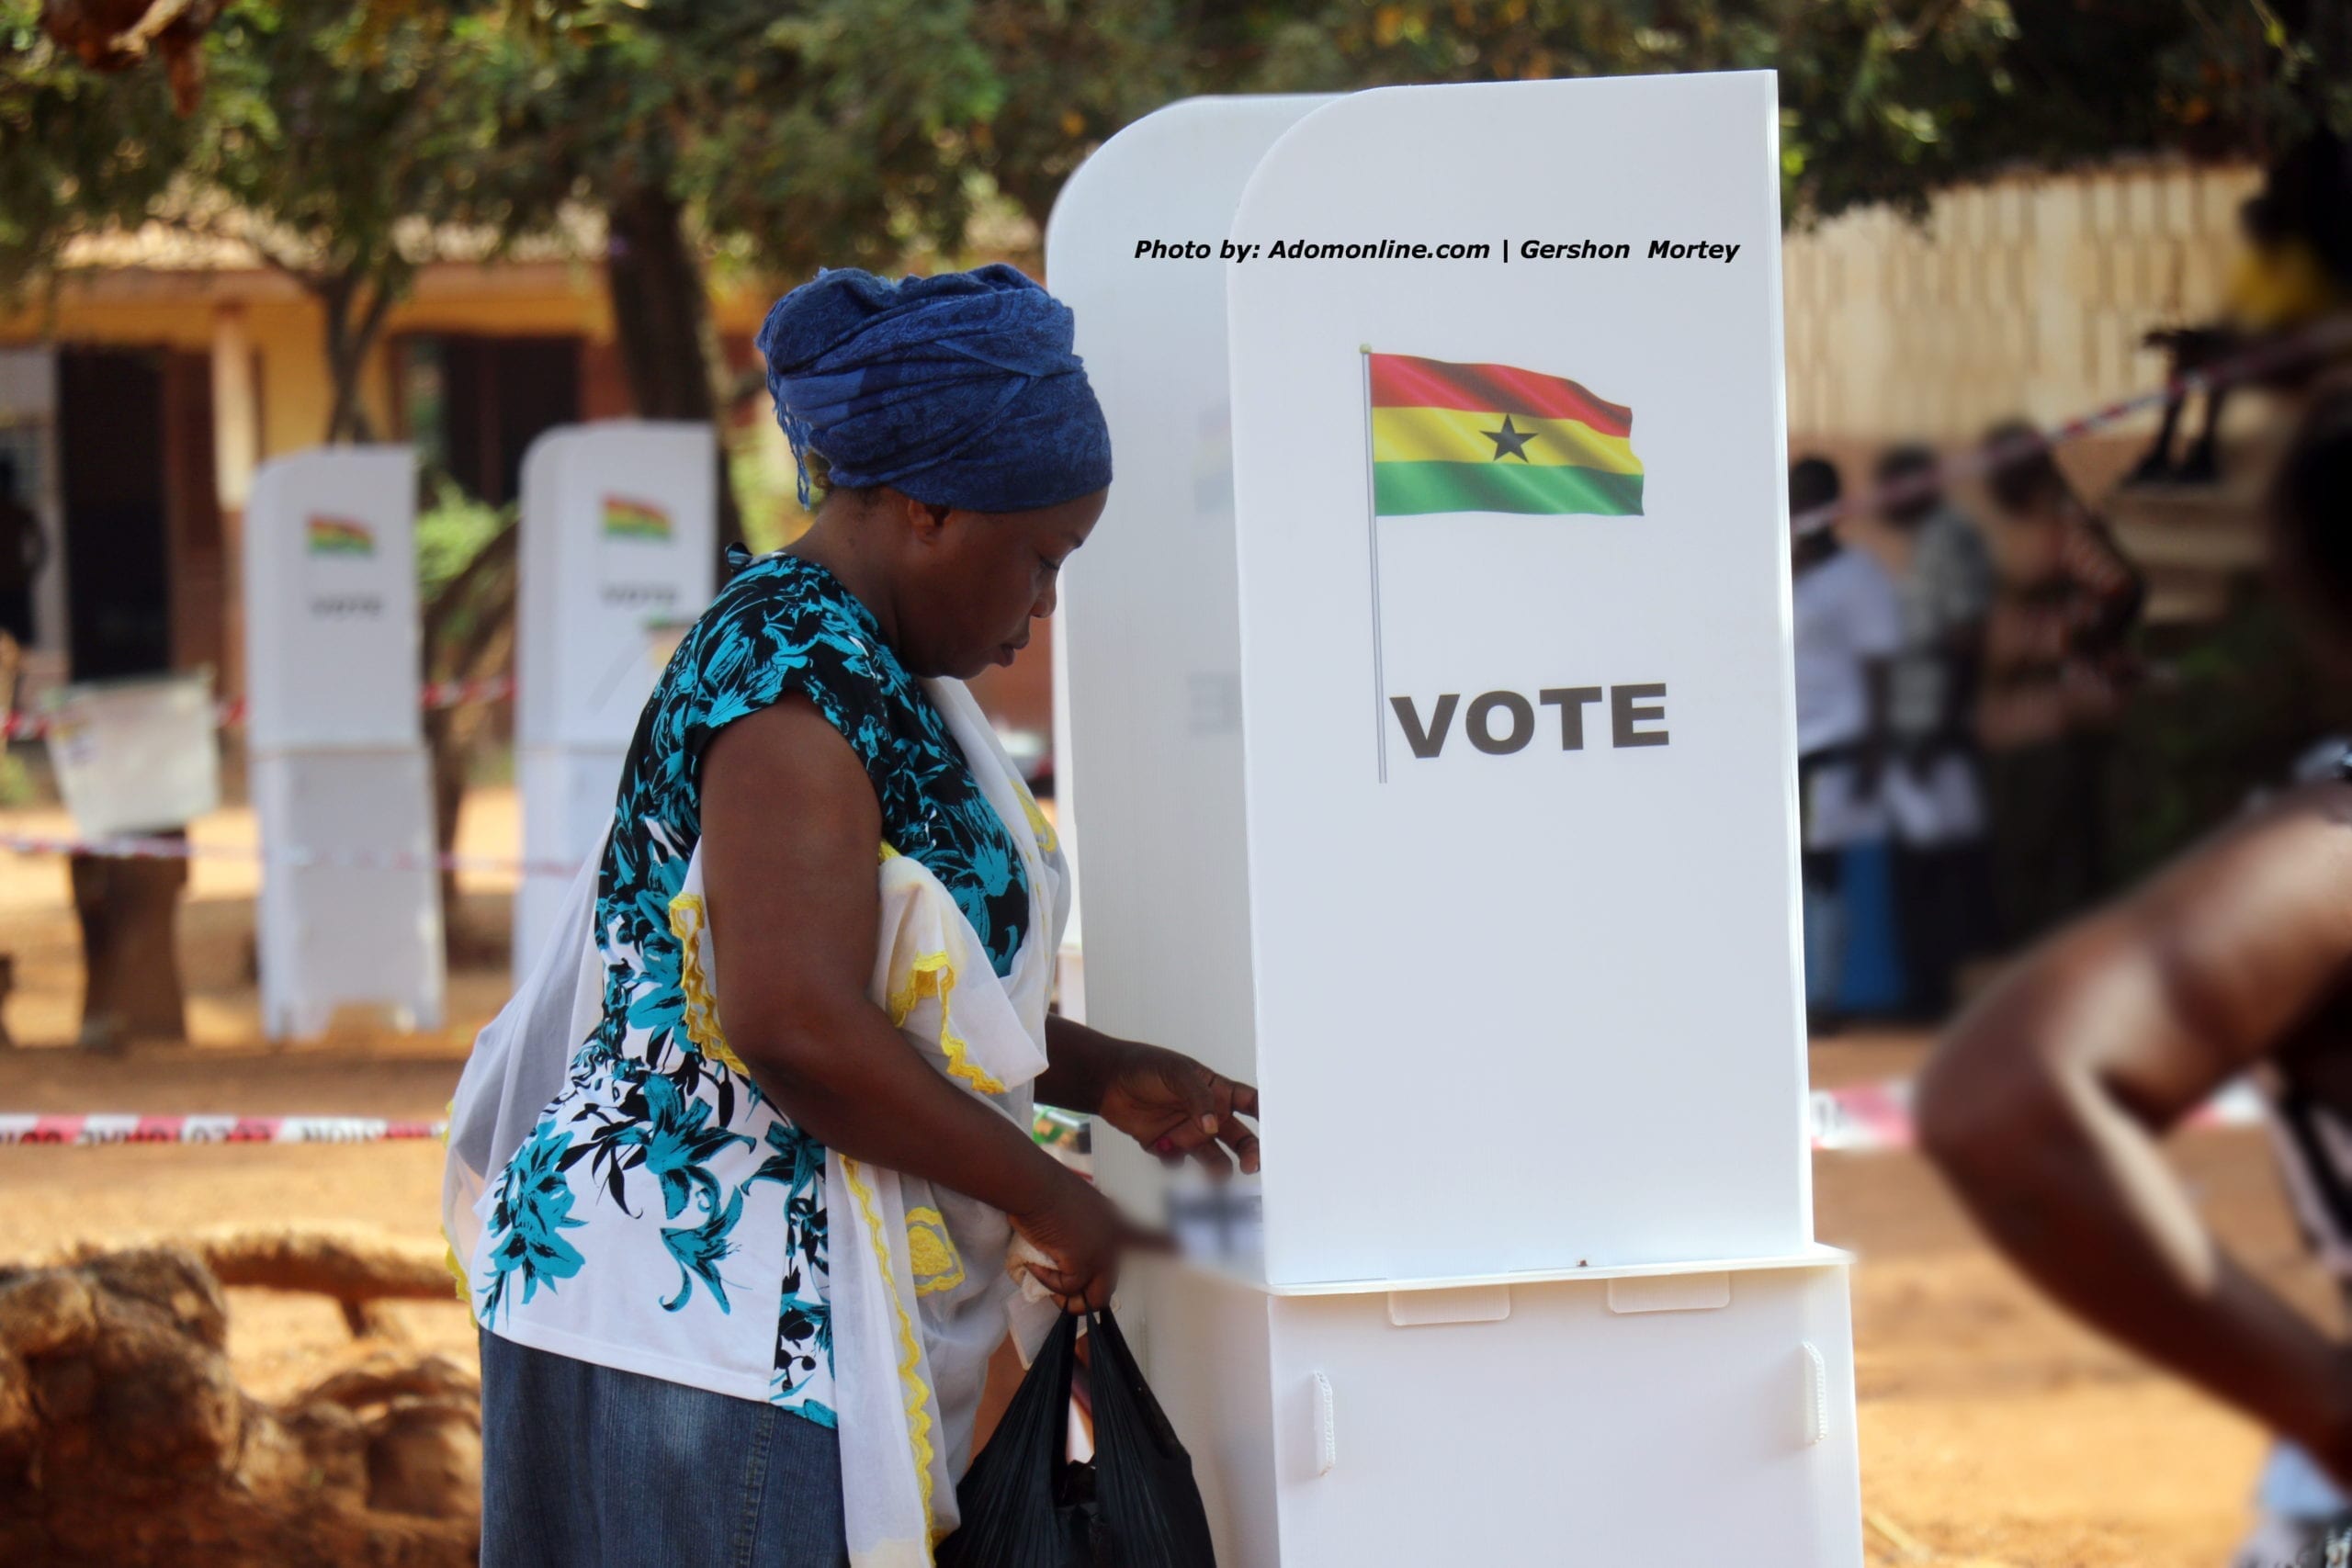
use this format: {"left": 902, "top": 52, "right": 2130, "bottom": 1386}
{"left": 0, "top": 790, "right": 2329, "bottom": 1566}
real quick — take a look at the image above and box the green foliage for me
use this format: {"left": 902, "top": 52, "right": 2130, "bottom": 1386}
{"left": 0, "top": 2, "right": 199, "bottom": 292}
{"left": 728, "top": 426, "right": 811, "bottom": 557}
{"left": 893, "top": 0, "right": 2348, "bottom": 231}
{"left": 471, "top": 0, "right": 1005, "bottom": 281}
{"left": 1054, "top": 0, "right": 2349, "bottom": 227}
{"left": 2, "top": 1, "right": 561, "bottom": 435}
{"left": 2109, "top": 592, "right": 2352, "bottom": 886}
{"left": 415, "top": 474, "right": 510, "bottom": 601}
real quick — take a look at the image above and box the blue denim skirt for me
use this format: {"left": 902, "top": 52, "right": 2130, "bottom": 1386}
{"left": 479, "top": 1331, "right": 849, "bottom": 1568}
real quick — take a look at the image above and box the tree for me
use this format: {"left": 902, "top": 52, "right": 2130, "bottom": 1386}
{"left": 962, "top": 0, "right": 2350, "bottom": 231}
{"left": 462, "top": 0, "right": 1007, "bottom": 549}
{"left": 1, "top": 0, "right": 553, "bottom": 442}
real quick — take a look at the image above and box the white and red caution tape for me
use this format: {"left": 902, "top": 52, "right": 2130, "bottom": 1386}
{"left": 1, "top": 673, "right": 518, "bottom": 742}
{"left": 1792, "top": 317, "right": 2352, "bottom": 536}
{"left": 0, "top": 1079, "right": 2271, "bottom": 1152}
{"left": 0, "top": 828, "right": 575, "bottom": 881}
{"left": 0, "top": 1113, "right": 447, "bottom": 1145}
{"left": 1804, "top": 1074, "right": 2270, "bottom": 1152}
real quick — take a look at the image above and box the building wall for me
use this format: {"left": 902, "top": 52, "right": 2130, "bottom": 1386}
{"left": 0, "top": 263, "right": 776, "bottom": 463}
{"left": 1781, "top": 159, "right": 2259, "bottom": 452}
{"left": 0, "top": 263, "right": 781, "bottom": 699}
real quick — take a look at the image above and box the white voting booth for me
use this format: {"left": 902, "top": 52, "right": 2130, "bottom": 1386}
{"left": 1048, "top": 77, "right": 1863, "bottom": 1564}
{"left": 513, "top": 422, "right": 715, "bottom": 973}
{"left": 243, "top": 446, "right": 444, "bottom": 1039}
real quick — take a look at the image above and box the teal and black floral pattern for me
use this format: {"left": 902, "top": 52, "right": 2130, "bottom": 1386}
{"left": 475, "top": 552, "right": 1030, "bottom": 1427}
{"left": 481, "top": 1120, "right": 586, "bottom": 1319}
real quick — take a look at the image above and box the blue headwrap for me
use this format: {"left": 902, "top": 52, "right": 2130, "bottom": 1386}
{"left": 756, "top": 264, "right": 1113, "bottom": 513}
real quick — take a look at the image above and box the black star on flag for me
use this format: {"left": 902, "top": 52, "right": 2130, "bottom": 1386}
{"left": 1481, "top": 413, "right": 1537, "bottom": 462}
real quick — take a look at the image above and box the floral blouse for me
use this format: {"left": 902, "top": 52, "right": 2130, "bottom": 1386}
{"left": 471, "top": 552, "right": 1033, "bottom": 1425}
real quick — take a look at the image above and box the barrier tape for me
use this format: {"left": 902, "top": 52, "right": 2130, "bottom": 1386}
{"left": 0, "top": 1079, "right": 2270, "bottom": 1151}
{"left": 1790, "top": 317, "right": 2352, "bottom": 536}
{"left": 0, "top": 1113, "right": 447, "bottom": 1145}
{"left": 2, "top": 674, "right": 518, "bottom": 743}
{"left": 0, "top": 828, "right": 576, "bottom": 881}
{"left": 1804, "top": 1074, "right": 2269, "bottom": 1152}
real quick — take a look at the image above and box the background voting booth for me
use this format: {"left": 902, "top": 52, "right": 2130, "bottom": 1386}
{"left": 513, "top": 421, "right": 715, "bottom": 974}
{"left": 243, "top": 446, "right": 443, "bottom": 1039}
{"left": 1048, "top": 77, "right": 1864, "bottom": 1564}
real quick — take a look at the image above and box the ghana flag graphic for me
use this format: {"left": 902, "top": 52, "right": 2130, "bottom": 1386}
{"left": 601, "top": 494, "right": 672, "bottom": 541}
{"left": 1368, "top": 353, "right": 1643, "bottom": 517}
{"left": 305, "top": 515, "right": 374, "bottom": 557}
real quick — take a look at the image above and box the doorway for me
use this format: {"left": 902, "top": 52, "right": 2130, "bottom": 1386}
{"left": 56, "top": 348, "right": 172, "bottom": 680}
{"left": 399, "top": 334, "right": 583, "bottom": 506}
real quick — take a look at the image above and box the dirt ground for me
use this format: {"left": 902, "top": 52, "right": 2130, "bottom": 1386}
{"left": 0, "top": 790, "right": 2330, "bottom": 1565}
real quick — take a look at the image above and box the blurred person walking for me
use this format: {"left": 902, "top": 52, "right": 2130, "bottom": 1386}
{"left": 1789, "top": 456, "right": 1903, "bottom": 1030}
{"left": 1974, "top": 423, "right": 2143, "bottom": 950}
{"left": 1918, "top": 382, "right": 2352, "bottom": 1568}
{"left": 1862, "top": 443, "right": 1997, "bottom": 1019}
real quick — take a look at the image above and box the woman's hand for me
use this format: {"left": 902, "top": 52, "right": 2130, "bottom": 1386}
{"left": 1096, "top": 1043, "right": 1261, "bottom": 1179}
{"left": 1011, "top": 1168, "right": 1155, "bottom": 1314}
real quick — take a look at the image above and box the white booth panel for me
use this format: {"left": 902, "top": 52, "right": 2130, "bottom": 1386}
{"left": 515, "top": 421, "right": 716, "bottom": 751}
{"left": 243, "top": 446, "right": 422, "bottom": 750}
{"left": 1148, "top": 1260, "right": 1862, "bottom": 1568}
{"left": 1225, "top": 74, "right": 1813, "bottom": 1283}
{"left": 512, "top": 744, "right": 626, "bottom": 980}
{"left": 252, "top": 749, "right": 444, "bottom": 1039}
{"left": 1046, "top": 94, "right": 1334, "bottom": 1233}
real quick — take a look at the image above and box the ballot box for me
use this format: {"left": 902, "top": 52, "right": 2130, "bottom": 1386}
{"left": 511, "top": 422, "right": 715, "bottom": 974}
{"left": 1047, "top": 77, "right": 1862, "bottom": 1565}
{"left": 243, "top": 446, "right": 443, "bottom": 1039}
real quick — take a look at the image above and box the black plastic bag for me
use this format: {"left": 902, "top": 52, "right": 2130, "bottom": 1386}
{"left": 937, "top": 1309, "right": 1216, "bottom": 1568}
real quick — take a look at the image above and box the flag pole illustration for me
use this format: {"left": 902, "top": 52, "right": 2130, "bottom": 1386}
{"left": 1359, "top": 348, "right": 1645, "bottom": 780}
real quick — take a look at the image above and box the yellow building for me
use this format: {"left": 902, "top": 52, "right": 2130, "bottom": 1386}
{"left": 0, "top": 227, "right": 778, "bottom": 707}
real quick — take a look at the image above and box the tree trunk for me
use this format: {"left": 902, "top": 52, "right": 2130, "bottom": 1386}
{"left": 418, "top": 522, "right": 517, "bottom": 966}
{"left": 315, "top": 271, "right": 394, "bottom": 446}
{"left": 69, "top": 847, "right": 187, "bottom": 1049}
{"left": 604, "top": 180, "right": 745, "bottom": 563}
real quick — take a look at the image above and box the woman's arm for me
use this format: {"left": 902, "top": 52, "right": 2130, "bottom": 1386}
{"left": 1919, "top": 784, "right": 2352, "bottom": 1478}
{"left": 1039, "top": 1015, "right": 1261, "bottom": 1178}
{"left": 700, "top": 695, "right": 1134, "bottom": 1311}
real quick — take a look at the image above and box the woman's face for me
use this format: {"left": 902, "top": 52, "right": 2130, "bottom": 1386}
{"left": 895, "top": 487, "right": 1107, "bottom": 679}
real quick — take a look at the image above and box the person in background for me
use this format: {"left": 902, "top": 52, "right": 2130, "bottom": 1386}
{"left": 0, "top": 455, "right": 47, "bottom": 647}
{"left": 1917, "top": 383, "right": 2352, "bottom": 1568}
{"left": 1975, "top": 423, "right": 2143, "bottom": 949}
{"left": 1788, "top": 456, "right": 1902, "bottom": 1032}
{"left": 1870, "top": 443, "right": 1997, "bottom": 1020}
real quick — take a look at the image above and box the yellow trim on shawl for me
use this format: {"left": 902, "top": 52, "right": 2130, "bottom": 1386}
{"left": 666, "top": 892, "right": 750, "bottom": 1075}
{"left": 443, "top": 1243, "right": 472, "bottom": 1305}
{"left": 888, "top": 951, "right": 1006, "bottom": 1095}
{"left": 438, "top": 1100, "right": 472, "bottom": 1308}
{"left": 878, "top": 840, "right": 900, "bottom": 862}
{"left": 1015, "top": 785, "right": 1058, "bottom": 856}
{"left": 904, "top": 1206, "right": 967, "bottom": 1297}
{"left": 841, "top": 1156, "right": 943, "bottom": 1545}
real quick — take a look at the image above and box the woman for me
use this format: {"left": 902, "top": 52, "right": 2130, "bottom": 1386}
{"left": 447, "top": 265, "right": 1259, "bottom": 1567}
